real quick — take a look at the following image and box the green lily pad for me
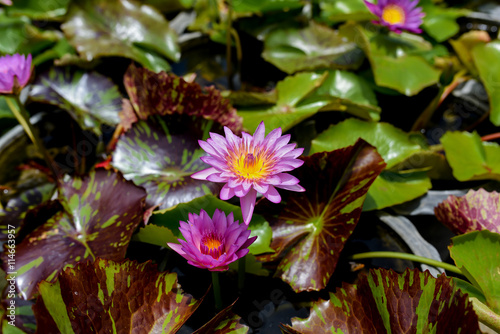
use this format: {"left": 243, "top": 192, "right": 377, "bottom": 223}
{"left": 193, "top": 300, "right": 249, "bottom": 333}
{"left": 256, "top": 140, "right": 385, "bottom": 292}
{"left": 0, "top": 97, "right": 14, "bottom": 119}
{"left": 29, "top": 66, "right": 122, "bottom": 135}
{"left": 449, "top": 230, "right": 500, "bottom": 314}
{"left": 319, "top": 0, "right": 374, "bottom": 23}
{"left": 420, "top": 0, "right": 470, "bottom": 43}
{"left": 131, "top": 224, "right": 178, "bottom": 247}
{"left": 472, "top": 40, "right": 500, "bottom": 126}
{"left": 61, "top": 0, "right": 180, "bottom": 72}
{"left": 450, "top": 31, "right": 490, "bottom": 76}
{"left": 233, "top": 0, "right": 303, "bottom": 13}
{"left": 283, "top": 268, "right": 480, "bottom": 333}
{"left": 262, "top": 21, "right": 364, "bottom": 74}
{"left": 435, "top": 189, "right": 500, "bottom": 235}
{"left": 151, "top": 195, "right": 273, "bottom": 255}
{"left": 1, "top": 170, "right": 146, "bottom": 300}
{"left": 33, "top": 258, "right": 201, "bottom": 333}
{"left": 5, "top": 0, "right": 71, "bottom": 20}
{"left": 441, "top": 131, "right": 500, "bottom": 181}
{"left": 339, "top": 22, "right": 441, "bottom": 96}
{"left": 123, "top": 64, "right": 242, "bottom": 132}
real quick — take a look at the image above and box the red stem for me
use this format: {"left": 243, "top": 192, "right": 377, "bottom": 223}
{"left": 481, "top": 132, "right": 500, "bottom": 141}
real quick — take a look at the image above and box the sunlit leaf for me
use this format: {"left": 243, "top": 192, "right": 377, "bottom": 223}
{"left": 33, "top": 258, "right": 201, "bottom": 333}
{"left": 256, "top": 140, "right": 385, "bottom": 292}
{"left": 450, "top": 31, "right": 490, "bottom": 76}
{"left": 420, "top": 0, "right": 470, "bottom": 42}
{"left": 6, "top": 0, "right": 71, "bottom": 20}
{"left": 233, "top": 0, "right": 303, "bottom": 14}
{"left": 131, "top": 224, "right": 178, "bottom": 247}
{"left": 1, "top": 170, "right": 146, "bottom": 300}
{"left": 318, "top": 0, "right": 374, "bottom": 23}
{"left": 283, "top": 268, "right": 480, "bottom": 333}
{"left": 193, "top": 300, "right": 249, "bottom": 334}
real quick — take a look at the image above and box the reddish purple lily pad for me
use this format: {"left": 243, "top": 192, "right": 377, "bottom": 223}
{"left": 193, "top": 300, "right": 249, "bottom": 333}
{"left": 283, "top": 268, "right": 481, "bottom": 333}
{"left": 256, "top": 139, "right": 385, "bottom": 292}
{"left": 435, "top": 188, "right": 500, "bottom": 234}
{"left": 1, "top": 170, "right": 146, "bottom": 300}
{"left": 33, "top": 258, "right": 201, "bottom": 333}
{"left": 123, "top": 64, "right": 242, "bottom": 133}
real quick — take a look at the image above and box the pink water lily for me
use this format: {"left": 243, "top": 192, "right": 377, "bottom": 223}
{"left": 0, "top": 54, "right": 32, "bottom": 94}
{"left": 364, "top": 0, "right": 425, "bottom": 34}
{"left": 167, "top": 209, "right": 257, "bottom": 271}
{"left": 192, "top": 122, "right": 305, "bottom": 224}
{"left": 0, "top": 0, "right": 12, "bottom": 5}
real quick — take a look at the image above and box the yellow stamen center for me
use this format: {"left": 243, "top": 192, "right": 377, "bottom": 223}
{"left": 204, "top": 237, "right": 221, "bottom": 251}
{"left": 201, "top": 234, "right": 224, "bottom": 259}
{"left": 234, "top": 152, "right": 267, "bottom": 180}
{"left": 382, "top": 5, "right": 405, "bottom": 25}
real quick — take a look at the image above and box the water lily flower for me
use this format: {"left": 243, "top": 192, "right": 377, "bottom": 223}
{"left": 364, "top": 0, "right": 425, "bottom": 34}
{"left": 0, "top": 0, "right": 12, "bottom": 5}
{"left": 167, "top": 209, "right": 257, "bottom": 271}
{"left": 192, "top": 122, "right": 305, "bottom": 224}
{"left": 0, "top": 53, "right": 32, "bottom": 94}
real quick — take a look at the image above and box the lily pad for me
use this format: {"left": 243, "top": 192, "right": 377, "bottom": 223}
{"left": 262, "top": 21, "right": 364, "bottom": 74}
{"left": 319, "top": 0, "right": 374, "bottom": 23}
{"left": 33, "top": 258, "right": 201, "bottom": 333}
{"left": 123, "top": 64, "right": 242, "bottom": 132}
{"left": 450, "top": 31, "right": 490, "bottom": 76}
{"left": 441, "top": 131, "right": 500, "bottom": 181}
{"left": 420, "top": 0, "right": 469, "bottom": 43}
{"left": 339, "top": 22, "right": 441, "bottom": 96}
{"left": 111, "top": 115, "right": 223, "bottom": 210}
{"left": 29, "top": 66, "right": 123, "bottom": 135}
{"left": 256, "top": 140, "right": 385, "bottom": 292}
{"left": 5, "top": 0, "right": 71, "bottom": 20}
{"left": 193, "top": 300, "right": 249, "bottom": 333}
{"left": 449, "top": 230, "right": 500, "bottom": 314}
{"left": 233, "top": 0, "right": 303, "bottom": 14}
{"left": 0, "top": 97, "right": 14, "bottom": 119}
{"left": 61, "top": 0, "right": 180, "bottom": 72}
{"left": 283, "top": 268, "right": 480, "bottom": 333}
{"left": 1, "top": 170, "right": 146, "bottom": 300}
{"left": 435, "top": 188, "right": 500, "bottom": 235}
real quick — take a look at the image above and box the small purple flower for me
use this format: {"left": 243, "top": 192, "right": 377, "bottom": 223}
{"left": 192, "top": 122, "right": 305, "bottom": 224}
{"left": 0, "top": 53, "right": 32, "bottom": 94}
{"left": 167, "top": 209, "right": 257, "bottom": 271}
{"left": 0, "top": 0, "right": 12, "bottom": 5}
{"left": 364, "top": 0, "right": 425, "bottom": 34}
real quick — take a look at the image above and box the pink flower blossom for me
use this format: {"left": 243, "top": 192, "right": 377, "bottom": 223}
{"left": 167, "top": 209, "right": 257, "bottom": 271}
{"left": 364, "top": 0, "right": 425, "bottom": 34}
{"left": 0, "top": 54, "right": 32, "bottom": 94}
{"left": 192, "top": 122, "right": 305, "bottom": 224}
{"left": 0, "top": 0, "right": 12, "bottom": 6}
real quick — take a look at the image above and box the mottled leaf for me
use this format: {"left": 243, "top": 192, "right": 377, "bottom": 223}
{"left": 256, "top": 140, "right": 385, "bottom": 292}
{"left": 283, "top": 268, "right": 481, "bottom": 333}
{"left": 111, "top": 115, "right": 223, "bottom": 210}
{"left": 193, "top": 300, "right": 249, "bottom": 334}
{"left": 29, "top": 67, "right": 122, "bottom": 135}
{"left": 435, "top": 188, "right": 500, "bottom": 235}
{"left": 441, "top": 131, "right": 500, "bottom": 181}
{"left": 449, "top": 230, "right": 500, "bottom": 314}
{"left": 1, "top": 170, "right": 146, "bottom": 299}
{"left": 61, "top": 0, "right": 180, "bottom": 72}
{"left": 33, "top": 258, "right": 201, "bottom": 334}
{"left": 151, "top": 195, "right": 273, "bottom": 256}
{"left": 123, "top": 64, "right": 242, "bottom": 132}
{"left": 6, "top": 0, "right": 70, "bottom": 20}
{"left": 262, "top": 21, "right": 364, "bottom": 74}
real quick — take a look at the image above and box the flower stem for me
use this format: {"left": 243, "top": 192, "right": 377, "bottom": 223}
{"left": 238, "top": 255, "right": 246, "bottom": 291}
{"left": 481, "top": 132, "right": 500, "bottom": 142}
{"left": 349, "top": 251, "right": 463, "bottom": 275}
{"left": 211, "top": 271, "right": 222, "bottom": 311}
{"left": 470, "top": 297, "right": 500, "bottom": 333}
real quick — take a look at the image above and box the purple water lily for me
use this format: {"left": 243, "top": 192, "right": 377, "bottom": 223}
{"left": 191, "top": 122, "right": 305, "bottom": 224}
{"left": 0, "top": 53, "right": 32, "bottom": 94}
{"left": 364, "top": 0, "right": 425, "bottom": 34}
{"left": 167, "top": 209, "right": 257, "bottom": 271}
{"left": 0, "top": 0, "right": 12, "bottom": 5}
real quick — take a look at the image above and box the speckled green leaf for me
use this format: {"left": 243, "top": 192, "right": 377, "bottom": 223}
{"left": 193, "top": 300, "right": 249, "bottom": 334}
{"left": 262, "top": 21, "right": 364, "bottom": 74}
{"left": 283, "top": 268, "right": 480, "bottom": 333}
{"left": 420, "top": 0, "right": 469, "bottom": 42}
{"left": 111, "top": 115, "right": 224, "bottom": 211}
{"left": 435, "top": 188, "right": 500, "bottom": 235}
{"left": 61, "top": 0, "right": 180, "bottom": 72}
{"left": 339, "top": 22, "right": 441, "bottom": 96}
{"left": 1, "top": 170, "right": 146, "bottom": 300}
{"left": 232, "top": 0, "right": 303, "bottom": 14}
{"left": 0, "top": 272, "right": 36, "bottom": 334}
{"left": 123, "top": 64, "right": 242, "bottom": 132}
{"left": 29, "top": 67, "right": 122, "bottom": 135}
{"left": 256, "top": 140, "right": 385, "bottom": 292}
{"left": 33, "top": 258, "right": 201, "bottom": 334}
{"left": 5, "top": 0, "right": 70, "bottom": 20}
{"left": 450, "top": 230, "right": 500, "bottom": 314}
{"left": 151, "top": 194, "right": 273, "bottom": 256}
{"left": 441, "top": 131, "right": 500, "bottom": 181}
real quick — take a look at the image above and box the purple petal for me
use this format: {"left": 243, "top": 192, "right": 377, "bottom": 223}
{"left": 191, "top": 167, "right": 219, "bottom": 180}
{"left": 253, "top": 121, "right": 266, "bottom": 146}
{"left": 207, "top": 173, "right": 227, "bottom": 182}
{"left": 276, "top": 183, "right": 305, "bottom": 192}
{"left": 253, "top": 182, "right": 269, "bottom": 194}
{"left": 277, "top": 173, "right": 301, "bottom": 186}
{"left": 220, "top": 183, "right": 235, "bottom": 200}
{"left": 240, "top": 188, "right": 257, "bottom": 224}
{"left": 167, "top": 242, "right": 186, "bottom": 255}
{"left": 200, "top": 156, "right": 228, "bottom": 171}
{"left": 199, "top": 140, "right": 223, "bottom": 158}
{"left": 263, "top": 185, "right": 281, "bottom": 203}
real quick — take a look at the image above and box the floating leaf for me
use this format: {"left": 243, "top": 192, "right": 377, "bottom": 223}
{"left": 283, "top": 268, "right": 480, "bottom": 333}
{"left": 233, "top": 0, "right": 303, "bottom": 14}
{"left": 262, "top": 21, "right": 364, "bottom": 74}
{"left": 6, "top": 0, "right": 71, "bottom": 20}
{"left": 319, "top": 0, "right": 374, "bottom": 23}
{"left": 193, "top": 300, "right": 249, "bottom": 334}
{"left": 256, "top": 140, "right": 385, "bottom": 292}
{"left": 435, "top": 189, "right": 500, "bottom": 234}
{"left": 420, "top": 0, "right": 469, "bottom": 42}
{"left": 33, "top": 258, "right": 201, "bottom": 333}
{"left": 131, "top": 224, "right": 178, "bottom": 247}
{"left": 151, "top": 195, "right": 273, "bottom": 256}
{"left": 111, "top": 115, "right": 223, "bottom": 210}
{"left": 123, "top": 64, "right": 242, "bottom": 132}
{"left": 61, "top": 0, "right": 180, "bottom": 72}
{"left": 441, "top": 131, "right": 500, "bottom": 181}
{"left": 450, "top": 31, "right": 490, "bottom": 76}
{"left": 29, "top": 67, "right": 122, "bottom": 135}
{"left": 1, "top": 170, "right": 146, "bottom": 299}
{"left": 449, "top": 230, "right": 500, "bottom": 314}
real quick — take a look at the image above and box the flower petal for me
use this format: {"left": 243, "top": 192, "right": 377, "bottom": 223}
{"left": 240, "top": 188, "right": 257, "bottom": 224}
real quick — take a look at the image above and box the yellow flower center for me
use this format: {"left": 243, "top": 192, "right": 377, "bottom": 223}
{"left": 382, "top": 5, "right": 405, "bottom": 25}
{"left": 233, "top": 152, "right": 268, "bottom": 180}
{"left": 204, "top": 237, "right": 221, "bottom": 251}
{"left": 201, "top": 234, "right": 223, "bottom": 259}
